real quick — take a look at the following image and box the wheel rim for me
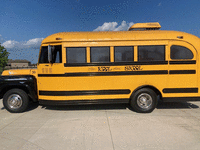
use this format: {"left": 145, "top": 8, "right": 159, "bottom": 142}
{"left": 137, "top": 93, "right": 153, "bottom": 109}
{"left": 7, "top": 94, "right": 23, "bottom": 109}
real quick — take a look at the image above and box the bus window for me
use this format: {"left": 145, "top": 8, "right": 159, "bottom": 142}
{"left": 39, "top": 45, "right": 62, "bottom": 63}
{"left": 114, "top": 46, "right": 134, "bottom": 62}
{"left": 66, "top": 47, "right": 86, "bottom": 63}
{"left": 170, "top": 45, "right": 193, "bottom": 59}
{"left": 90, "top": 47, "right": 110, "bottom": 63}
{"left": 138, "top": 45, "right": 165, "bottom": 61}
{"left": 52, "top": 45, "right": 62, "bottom": 63}
{"left": 39, "top": 46, "right": 48, "bottom": 63}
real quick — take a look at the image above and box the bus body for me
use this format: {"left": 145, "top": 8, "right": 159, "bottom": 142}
{"left": 1, "top": 22, "right": 200, "bottom": 113}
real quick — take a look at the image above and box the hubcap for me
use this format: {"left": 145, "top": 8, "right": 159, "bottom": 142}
{"left": 7, "top": 94, "right": 22, "bottom": 109}
{"left": 137, "top": 93, "right": 153, "bottom": 109}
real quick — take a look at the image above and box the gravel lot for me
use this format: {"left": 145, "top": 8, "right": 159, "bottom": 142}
{"left": 0, "top": 99, "right": 200, "bottom": 150}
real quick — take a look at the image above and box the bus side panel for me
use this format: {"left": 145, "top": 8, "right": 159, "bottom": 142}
{"left": 38, "top": 64, "right": 168, "bottom": 101}
{"left": 164, "top": 41, "right": 199, "bottom": 99}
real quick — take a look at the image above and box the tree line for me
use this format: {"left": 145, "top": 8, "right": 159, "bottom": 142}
{"left": 0, "top": 44, "right": 9, "bottom": 74}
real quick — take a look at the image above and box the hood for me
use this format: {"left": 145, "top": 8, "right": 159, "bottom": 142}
{"left": 1, "top": 69, "right": 37, "bottom": 77}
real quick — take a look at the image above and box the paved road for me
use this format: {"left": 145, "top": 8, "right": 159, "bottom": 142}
{"left": 0, "top": 99, "right": 200, "bottom": 150}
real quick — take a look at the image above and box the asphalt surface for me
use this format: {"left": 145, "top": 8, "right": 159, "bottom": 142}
{"left": 0, "top": 99, "right": 200, "bottom": 150}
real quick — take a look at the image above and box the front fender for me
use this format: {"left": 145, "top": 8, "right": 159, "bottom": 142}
{"left": 0, "top": 75, "right": 38, "bottom": 101}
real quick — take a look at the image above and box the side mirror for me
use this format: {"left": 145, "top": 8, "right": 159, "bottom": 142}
{"left": 48, "top": 45, "right": 52, "bottom": 63}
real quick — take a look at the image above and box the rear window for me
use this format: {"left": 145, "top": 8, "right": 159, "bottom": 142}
{"left": 170, "top": 45, "right": 193, "bottom": 59}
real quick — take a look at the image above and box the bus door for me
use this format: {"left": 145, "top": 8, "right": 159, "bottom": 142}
{"left": 37, "top": 45, "right": 64, "bottom": 100}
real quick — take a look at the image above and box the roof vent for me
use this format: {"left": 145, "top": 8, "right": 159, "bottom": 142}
{"left": 128, "top": 22, "right": 161, "bottom": 31}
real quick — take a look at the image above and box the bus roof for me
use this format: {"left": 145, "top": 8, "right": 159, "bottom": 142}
{"left": 42, "top": 30, "right": 200, "bottom": 48}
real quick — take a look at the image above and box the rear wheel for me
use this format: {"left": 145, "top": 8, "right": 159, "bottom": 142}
{"left": 3, "top": 89, "right": 29, "bottom": 113}
{"left": 130, "top": 88, "right": 157, "bottom": 113}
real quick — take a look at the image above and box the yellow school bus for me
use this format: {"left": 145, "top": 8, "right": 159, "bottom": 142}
{"left": 1, "top": 22, "right": 200, "bottom": 113}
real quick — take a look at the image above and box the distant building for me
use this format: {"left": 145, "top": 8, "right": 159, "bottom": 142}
{"left": 6, "top": 59, "right": 31, "bottom": 68}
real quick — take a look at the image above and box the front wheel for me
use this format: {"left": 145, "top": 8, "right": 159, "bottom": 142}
{"left": 3, "top": 89, "right": 29, "bottom": 113}
{"left": 130, "top": 88, "right": 157, "bottom": 113}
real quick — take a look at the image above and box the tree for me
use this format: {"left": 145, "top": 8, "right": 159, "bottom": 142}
{"left": 0, "top": 44, "right": 9, "bottom": 73}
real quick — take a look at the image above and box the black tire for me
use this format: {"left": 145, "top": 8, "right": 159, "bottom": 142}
{"left": 3, "top": 89, "right": 29, "bottom": 113}
{"left": 130, "top": 88, "right": 157, "bottom": 113}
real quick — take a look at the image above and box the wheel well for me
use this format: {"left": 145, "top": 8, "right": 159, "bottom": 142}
{"left": 1, "top": 86, "right": 30, "bottom": 100}
{"left": 131, "top": 85, "right": 162, "bottom": 100}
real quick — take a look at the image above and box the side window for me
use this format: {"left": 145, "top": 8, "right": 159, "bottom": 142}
{"left": 114, "top": 46, "right": 134, "bottom": 62}
{"left": 170, "top": 45, "right": 194, "bottom": 59}
{"left": 90, "top": 47, "right": 110, "bottom": 63}
{"left": 39, "top": 46, "right": 48, "bottom": 63}
{"left": 39, "top": 46, "right": 62, "bottom": 63}
{"left": 66, "top": 47, "right": 86, "bottom": 63}
{"left": 138, "top": 45, "right": 165, "bottom": 61}
{"left": 52, "top": 45, "right": 62, "bottom": 63}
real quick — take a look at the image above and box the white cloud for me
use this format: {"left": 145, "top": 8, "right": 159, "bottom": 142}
{"left": 2, "top": 38, "right": 44, "bottom": 49}
{"left": 93, "top": 21, "right": 134, "bottom": 31}
{"left": 23, "top": 38, "right": 44, "bottom": 48}
{"left": 2, "top": 40, "right": 19, "bottom": 49}
{"left": 94, "top": 22, "right": 118, "bottom": 31}
{"left": 158, "top": 3, "right": 162, "bottom": 6}
{"left": 1, "top": 37, "right": 43, "bottom": 63}
{"left": 1, "top": 37, "right": 44, "bottom": 63}
{"left": 114, "top": 21, "right": 134, "bottom": 31}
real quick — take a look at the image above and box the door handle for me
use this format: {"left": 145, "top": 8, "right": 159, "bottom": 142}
{"left": 45, "top": 65, "right": 49, "bottom": 66}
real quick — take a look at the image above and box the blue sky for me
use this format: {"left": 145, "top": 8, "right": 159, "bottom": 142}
{"left": 0, "top": 0, "right": 200, "bottom": 63}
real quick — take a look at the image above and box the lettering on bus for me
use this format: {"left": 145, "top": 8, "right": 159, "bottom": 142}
{"left": 88, "top": 67, "right": 96, "bottom": 71}
{"left": 125, "top": 65, "right": 143, "bottom": 71}
{"left": 42, "top": 68, "right": 52, "bottom": 74}
{"left": 112, "top": 67, "right": 121, "bottom": 71}
{"left": 98, "top": 66, "right": 111, "bottom": 72}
